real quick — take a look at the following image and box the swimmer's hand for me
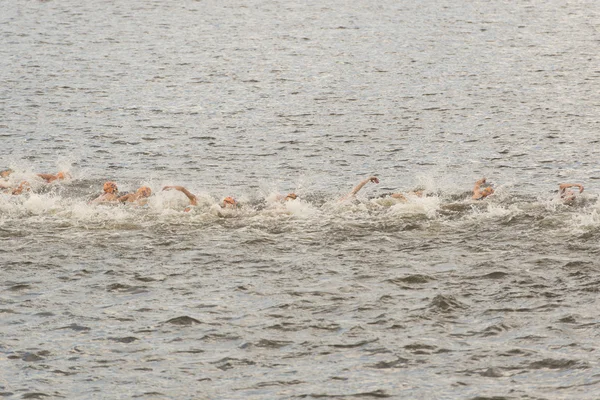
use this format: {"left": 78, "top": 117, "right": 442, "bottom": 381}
{"left": 370, "top": 176, "right": 380, "bottom": 184}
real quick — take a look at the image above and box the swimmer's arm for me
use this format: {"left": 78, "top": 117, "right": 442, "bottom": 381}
{"left": 163, "top": 186, "right": 198, "bottom": 206}
{"left": 345, "top": 176, "right": 379, "bottom": 199}
{"left": 559, "top": 183, "right": 584, "bottom": 193}
{"left": 391, "top": 193, "right": 407, "bottom": 200}
{"left": 91, "top": 193, "right": 118, "bottom": 203}
{"left": 11, "top": 181, "right": 30, "bottom": 195}
{"left": 117, "top": 193, "right": 134, "bottom": 202}
{"left": 37, "top": 172, "right": 69, "bottom": 183}
{"left": 472, "top": 178, "right": 486, "bottom": 199}
{"left": 37, "top": 173, "right": 56, "bottom": 183}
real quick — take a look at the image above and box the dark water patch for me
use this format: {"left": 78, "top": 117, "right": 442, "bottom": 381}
{"left": 557, "top": 378, "right": 600, "bottom": 390}
{"left": 387, "top": 323, "right": 406, "bottom": 330}
{"left": 212, "top": 357, "right": 256, "bottom": 371}
{"left": 469, "top": 397, "right": 514, "bottom": 400}
{"left": 51, "top": 369, "right": 77, "bottom": 376}
{"left": 297, "top": 389, "right": 391, "bottom": 398}
{"left": 480, "top": 368, "right": 505, "bottom": 378}
{"left": 8, "top": 350, "right": 49, "bottom": 362}
{"left": 253, "top": 339, "right": 293, "bottom": 349}
{"left": 330, "top": 339, "right": 378, "bottom": 349}
{"left": 477, "top": 271, "right": 509, "bottom": 280}
{"left": 386, "top": 274, "right": 435, "bottom": 285}
{"left": 108, "top": 336, "right": 138, "bottom": 343}
{"left": 7, "top": 284, "right": 32, "bottom": 291}
{"left": 288, "top": 290, "right": 336, "bottom": 297}
{"left": 579, "top": 280, "right": 600, "bottom": 293}
{"left": 497, "top": 348, "right": 536, "bottom": 358}
{"left": 484, "top": 303, "right": 559, "bottom": 314}
{"left": 134, "top": 275, "right": 164, "bottom": 283}
{"left": 404, "top": 343, "right": 437, "bottom": 355}
{"left": 527, "top": 358, "right": 585, "bottom": 370}
{"left": 563, "top": 260, "right": 596, "bottom": 270}
{"left": 132, "top": 393, "right": 166, "bottom": 398}
{"left": 427, "top": 294, "right": 467, "bottom": 314}
{"left": 368, "top": 357, "right": 409, "bottom": 369}
{"left": 247, "top": 380, "right": 305, "bottom": 389}
{"left": 480, "top": 323, "right": 512, "bottom": 337}
{"left": 106, "top": 283, "right": 147, "bottom": 293}
{"left": 200, "top": 333, "right": 241, "bottom": 342}
{"left": 557, "top": 315, "right": 577, "bottom": 323}
{"left": 363, "top": 347, "right": 393, "bottom": 356}
{"left": 33, "top": 312, "right": 54, "bottom": 317}
{"left": 190, "top": 136, "right": 217, "bottom": 141}
{"left": 163, "top": 316, "right": 202, "bottom": 326}
{"left": 309, "top": 322, "right": 341, "bottom": 331}
{"left": 55, "top": 324, "right": 91, "bottom": 332}
{"left": 175, "top": 348, "right": 204, "bottom": 354}
{"left": 266, "top": 322, "right": 301, "bottom": 331}
{"left": 21, "top": 394, "right": 55, "bottom": 399}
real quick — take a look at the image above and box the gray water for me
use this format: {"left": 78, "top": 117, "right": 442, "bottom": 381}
{"left": 2, "top": 0, "right": 600, "bottom": 399}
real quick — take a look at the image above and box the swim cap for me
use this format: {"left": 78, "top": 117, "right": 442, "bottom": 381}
{"left": 137, "top": 186, "right": 152, "bottom": 197}
{"left": 222, "top": 196, "right": 237, "bottom": 207}
{"left": 482, "top": 187, "right": 494, "bottom": 196}
{"left": 56, "top": 172, "right": 68, "bottom": 180}
{"left": 285, "top": 193, "right": 297, "bottom": 200}
{"left": 103, "top": 181, "right": 118, "bottom": 194}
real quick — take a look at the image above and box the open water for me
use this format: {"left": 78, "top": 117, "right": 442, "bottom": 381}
{"left": 2, "top": 0, "right": 600, "bottom": 399}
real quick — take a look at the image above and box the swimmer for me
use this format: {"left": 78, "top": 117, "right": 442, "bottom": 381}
{"left": 390, "top": 189, "right": 425, "bottom": 201}
{"left": 118, "top": 186, "right": 152, "bottom": 205}
{"left": 341, "top": 176, "right": 379, "bottom": 201}
{"left": 222, "top": 196, "right": 237, "bottom": 208}
{"left": 5, "top": 181, "right": 30, "bottom": 195}
{"left": 92, "top": 181, "right": 119, "bottom": 203}
{"left": 37, "top": 171, "right": 70, "bottom": 183}
{"left": 275, "top": 192, "right": 298, "bottom": 202}
{"left": 162, "top": 186, "right": 197, "bottom": 212}
{"left": 472, "top": 177, "right": 494, "bottom": 200}
{"left": 0, "top": 169, "right": 14, "bottom": 189}
{"left": 559, "top": 183, "right": 584, "bottom": 204}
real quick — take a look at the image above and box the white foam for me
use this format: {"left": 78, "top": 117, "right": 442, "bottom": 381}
{"left": 22, "top": 194, "right": 61, "bottom": 215}
{"left": 384, "top": 194, "right": 441, "bottom": 219}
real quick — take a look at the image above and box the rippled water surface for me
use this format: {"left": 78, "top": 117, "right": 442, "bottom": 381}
{"left": 2, "top": 0, "right": 600, "bottom": 399}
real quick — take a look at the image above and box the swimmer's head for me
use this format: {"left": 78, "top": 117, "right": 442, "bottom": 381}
{"left": 136, "top": 186, "right": 152, "bottom": 198}
{"left": 56, "top": 171, "right": 69, "bottom": 180}
{"left": 285, "top": 193, "right": 297, "bottom": 201}
{"left": 222, "top": 196, "right": 237, "bottom": 208}
{"left": 481, "top": 187, "right": 494, "bottom": 197}
{"left": 1, "top": 169, "right": 13, "bottom": 178}
{"left": 103, "top": 181, "right": 118, "bottom": 194}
